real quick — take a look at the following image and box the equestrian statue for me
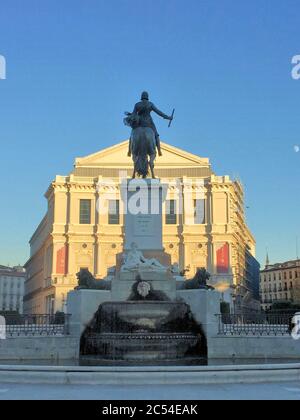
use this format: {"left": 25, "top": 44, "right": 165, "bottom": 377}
{"left": 124, "top": 91, "right": 174, "bottom": 178}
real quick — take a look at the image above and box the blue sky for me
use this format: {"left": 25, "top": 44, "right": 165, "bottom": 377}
{"left": 0, "top": 0, "right": 299, "bottom": 267}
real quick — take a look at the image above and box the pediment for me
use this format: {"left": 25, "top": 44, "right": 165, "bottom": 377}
{"left": 75, "top": 140, "right": 210, "bottom": 169}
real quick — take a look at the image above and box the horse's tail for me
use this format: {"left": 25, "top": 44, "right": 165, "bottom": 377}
{"left": 135, "top": 155, "right": 149, "bottom": 178}
{"left": 131, "top": 126, "right": 155, "bottom": 178}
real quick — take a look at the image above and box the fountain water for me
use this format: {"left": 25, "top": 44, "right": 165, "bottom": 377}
{"left": 80, "top": 299, "right": 207, "bottom": 363}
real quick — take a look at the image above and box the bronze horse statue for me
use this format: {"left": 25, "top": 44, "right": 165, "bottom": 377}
{"left": 125, "top": 112, "right": 157, "bottom": 178}
{"left": 124, "top": 92, "right": 174, "bottom": 178}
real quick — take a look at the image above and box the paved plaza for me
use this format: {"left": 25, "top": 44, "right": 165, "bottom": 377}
{"left": 0, "top": 381, "right": 300, "bottom": 400}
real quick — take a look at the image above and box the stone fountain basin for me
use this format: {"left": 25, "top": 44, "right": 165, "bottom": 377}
{"left": 118, "top": 306, "right": 170, "bottom": 326}
{"left": 81, "top": 300, "right": 205, "bottom": 362}
{"left": 85, "top": 332, "right": 199, "bottom": 361}
{"left": 100, "top": 301, "right": 190, "bottom": 331}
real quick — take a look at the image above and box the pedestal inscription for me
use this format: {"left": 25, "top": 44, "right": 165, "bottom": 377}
{"left": 134, "top": 214, "right": 154, "bottom": 236}
{"left": 121, "top": 179, "right": 167, "bottom": 251}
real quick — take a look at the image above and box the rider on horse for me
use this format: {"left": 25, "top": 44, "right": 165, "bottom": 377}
{"left": 126, "top": 91, "right": 173, "bottom": 157}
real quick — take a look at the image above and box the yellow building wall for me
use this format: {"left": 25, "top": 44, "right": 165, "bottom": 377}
{"left": 24, "top": 141, "right": 256, "bottom": 314}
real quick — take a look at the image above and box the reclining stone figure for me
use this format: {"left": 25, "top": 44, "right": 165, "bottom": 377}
{"left": 121, "top": 242, "right": 167, "bottom": 272}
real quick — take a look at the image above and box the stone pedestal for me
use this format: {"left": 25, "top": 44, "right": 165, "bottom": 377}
{"left": 111, "top": 269, "right": 176, "bottom": 301}
{"left": 121, "top": 179, "right": 167, "bottom": 251}
{"left": 67, "top": 289, "right": 111, "bottom": 336}
{"left": 177, "top": 289, "right": 221, "bottom": 340}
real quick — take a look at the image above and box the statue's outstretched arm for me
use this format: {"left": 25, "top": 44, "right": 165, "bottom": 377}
{"left": 151, "top": 103, "right": 172, "bottom": 120}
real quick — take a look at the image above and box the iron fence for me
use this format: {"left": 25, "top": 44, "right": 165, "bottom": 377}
{"left": 217, "top": 313, "right": 294, "bottom": 336}
{"left": 1, "top": 314, "right": 71, "bottom": 337}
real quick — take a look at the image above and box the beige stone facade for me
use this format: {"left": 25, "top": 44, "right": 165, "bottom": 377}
{"left": 260, "top": 259, "right": 300, "bottom": 311}
{"left": 24, "top": 141, "right": 256, "bottom": 314}
{"left": 0, "top": 265, "right": 26, "bottom": 314}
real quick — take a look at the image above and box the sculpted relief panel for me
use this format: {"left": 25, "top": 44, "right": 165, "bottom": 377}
{"left": 191, "top": 243, "right": 208, "bottom": 272}
{"left": 74, "top": 243, "right": 93, "bottom": 272}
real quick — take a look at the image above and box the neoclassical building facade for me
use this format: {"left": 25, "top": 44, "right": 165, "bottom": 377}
{"left": 0, "top": 265, "right": 26, "bottom": 314}
{"left": 260, "top": 258, "right": 300, "bottom": 311}
{"left": 24, "top": 141, "right": 256, "bottom": 314}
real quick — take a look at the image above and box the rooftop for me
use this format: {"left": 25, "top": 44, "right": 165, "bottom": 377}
{"left": 261, "top": 259, "right": 300, "bottom": 272}
{"left": 0, "top": 265, "right": 26, "bottom": 276}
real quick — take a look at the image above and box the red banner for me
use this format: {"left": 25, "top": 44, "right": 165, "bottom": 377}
{"left": 217, "top": 243, "right": 229, "bottom": 273}
{"left": 56, "top": 245, "right": 68, "bottom": 275}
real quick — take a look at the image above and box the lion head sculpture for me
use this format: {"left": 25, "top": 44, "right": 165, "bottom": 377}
{"left": 75, "top": 269, "right": 96, "bottom": 289}
{"left": 184, "top": 268, "right": 214, "bottom": 290}
{"left": 75, "top": 269, "right": 111, "bottom": 290}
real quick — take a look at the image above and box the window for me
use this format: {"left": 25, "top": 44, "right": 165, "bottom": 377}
{"left": 165, "top": 200, "right": 177, "bottom": 225}
{"left": 45, "top": 294, "right": 55, "bottom": 315}
{"left": 79, "top": 199, "right": 91, "bottom": 224}
{"left": 194, "top": 199, "right": 206, "bottom": 224}
{"left": 108, "top": 200, "right": 120, "bottom": 225}
{"left": 289, "top": 271, "right": 293, "bottom": 280}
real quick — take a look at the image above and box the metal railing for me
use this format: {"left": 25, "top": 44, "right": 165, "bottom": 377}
{"left": 1, "top": 314, "right": 71, "bottom": 337}
{"left": 217, "top": 313, "right": 293, "bottom": 336}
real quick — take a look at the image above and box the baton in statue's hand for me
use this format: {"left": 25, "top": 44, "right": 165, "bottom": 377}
{"left": 168, "top": 109, "right": 175, "bottom": 128}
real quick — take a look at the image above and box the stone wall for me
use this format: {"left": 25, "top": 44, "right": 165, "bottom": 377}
{"left": 67, "top": 289, "right": 111, "bottom": 336}
{"left": 177, "top": 289, "right": 221, "bottom": 339}
{"left": 177, "top": 289, "right": 300, "bottom": 360}
{"left": 0, "top": 336, "right": 79, "bottom": 361}
{"left": 209, "top": 335, "right": 300, "bottom": 360}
